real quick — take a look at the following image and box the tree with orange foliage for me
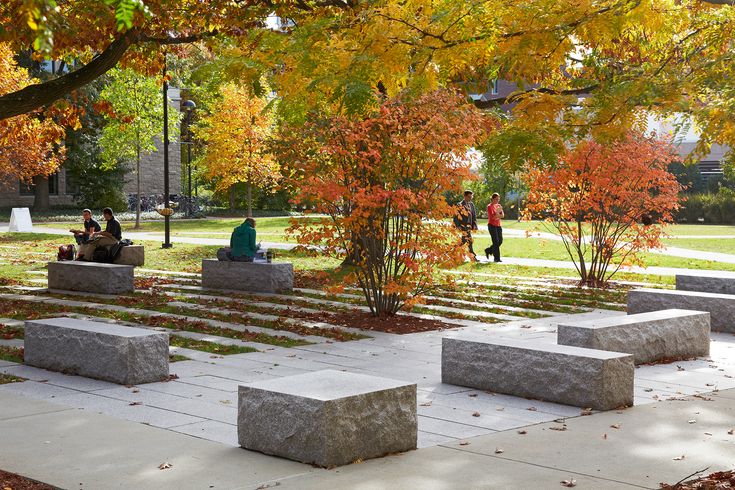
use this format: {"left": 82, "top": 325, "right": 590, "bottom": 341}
{"left": 0, "top": 43, "right": 64, "bottom": 188}
{"left": 196, "top": 83, "right": 280, "bottom": 216}
{"left": 283, "top": 90, "right": 487, "bottom": 316}
{"left": 523, "top": 133, "right": 681, "bottom": 287}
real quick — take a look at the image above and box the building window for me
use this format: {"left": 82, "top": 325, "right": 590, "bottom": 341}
{"left": 490, "top": 79, "right": 499, "bottom": 95}
{"left": 18, "top": 172, "right": 59, "bottom": 196}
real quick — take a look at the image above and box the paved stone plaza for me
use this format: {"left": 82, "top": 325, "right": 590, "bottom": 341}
{"left": 1, "top": 268, "right": 734, "bottom": 487}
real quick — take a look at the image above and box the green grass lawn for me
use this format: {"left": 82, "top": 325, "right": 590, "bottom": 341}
{"left": 662, "top": 238, "right": 735, "bottom": 254}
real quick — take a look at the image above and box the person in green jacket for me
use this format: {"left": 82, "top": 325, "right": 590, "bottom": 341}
{"left": 228, "top": 217, "right": 259, "bottom": 262}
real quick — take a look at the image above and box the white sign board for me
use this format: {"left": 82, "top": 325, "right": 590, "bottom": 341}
{"left": 8, "top": 207, "right": 33, "bottom": 232}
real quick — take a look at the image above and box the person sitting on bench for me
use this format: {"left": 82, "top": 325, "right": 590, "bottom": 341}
{"left": 77, "top": 207, "right": 122, "bottom": 261}
{"left": 69, "top": 208, "right": 101, "bottom": 245}
{"left": 228, "top": 217, "right": 259, "bottom": 262}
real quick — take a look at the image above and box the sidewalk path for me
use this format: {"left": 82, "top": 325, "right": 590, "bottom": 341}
{"left": 1, "top": 388, "right": 733, "bottom": 489}
{"left": 4, "top": 223, "right": 735, "bottom": 272}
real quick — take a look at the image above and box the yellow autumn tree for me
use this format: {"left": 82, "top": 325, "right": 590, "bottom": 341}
{"left": 196, "top": 83, "right": 280, "bottom": 216}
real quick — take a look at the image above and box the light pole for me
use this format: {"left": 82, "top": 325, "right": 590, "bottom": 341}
{"left": 182, "top": 99, "right": 196, "bottom": 217}
{"left": 161, "top": 54, "right": 173, "bottom": 249}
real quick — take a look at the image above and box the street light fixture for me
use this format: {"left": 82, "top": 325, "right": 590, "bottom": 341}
{"left": 182, "top": 99, "right": 196, "bottom": 217}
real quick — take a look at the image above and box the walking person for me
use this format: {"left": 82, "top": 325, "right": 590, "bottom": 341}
{"left": 454, "top": 190, "right": 478, "bottom": 260}
{"left": 484, "top": 192, "right": 504, "bottom": 262}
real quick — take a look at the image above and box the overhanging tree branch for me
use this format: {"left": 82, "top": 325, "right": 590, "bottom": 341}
{"left": 0, "top": 29, "right": 219, "bottom": 120}
{"left": 474, "top": 84, "right": 599, "bottom": 108}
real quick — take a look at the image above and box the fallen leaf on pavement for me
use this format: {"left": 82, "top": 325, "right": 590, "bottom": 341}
{"left": 602, "top": 433, "right": 607, "bottom": 439}
{"left": 494, "top": 448, "right": 504, "bottom": 454}
{"left": 158, "top": 462, "right": 173, "bottom": 470}
{"left": 610, "top": 424, "right": 621, "bottom": 429}
{"left": 472, "top": 412, "right": 481, "bottom": 417}
{"left": 580, "top": 408, "right": 592, "bottom": 416}
{"left": 129, "top": 401, "right": 142, "bottom": 406}
{"left": 728, "top": 429, "right": 734, "bottom": 435}
{"left": 459, "top": 441, "right": 470, "bottom": 446}
{"left": 560, "top": 478, "right": 577, "bottom": 487}
{"left": 550, "top": 426, "right": 567, "bottom": 431}
{"left": 517, "top": 430, "right": 527, "bottom": 435}
{"left": 419, "top": 402, "right": 432, "bottom": 407}
{"left": 527, "top": 407, "right": 537, "bottom": 411}
{"left": 673, "top": 455, "right": 685, "bottom": 461}
{"left": 688, "top": 420, "right": 696, "bottom": 424}
{"left": 676, "top": 365, "right": 685, "bottom": 371}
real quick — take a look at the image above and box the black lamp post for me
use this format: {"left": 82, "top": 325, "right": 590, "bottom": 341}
{"left": 161, "top": 55, "right": 173, "bottom": 249}
{"left": 182, "top": 99, "right": 196, "bottom": 217}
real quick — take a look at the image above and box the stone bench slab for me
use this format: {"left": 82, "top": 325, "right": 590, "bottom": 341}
{"left": 676, "top": 274, "right": 735, "bottom": 295}
{"left": 202, "top": 259, "right": 293, "bottom": 293}
{"left": 442, "top": 336, "right": 634, "bottom": 411}
{"left": 113, "top": 245, "right": 145, "bottom": 267}
{"left": 557, "top": 309, "right": 710, "bottom": 364}
{"left": 47, "top": 261, "right": 134, "bottom": 294}
{"left": 628, "top": 288, "right": 735, "bottom": 333}
{"left": 238, "top": 369, "right": 417, "bottom": 467}
{"left": 24, "top": 317, "right": 168, "bottom": 385}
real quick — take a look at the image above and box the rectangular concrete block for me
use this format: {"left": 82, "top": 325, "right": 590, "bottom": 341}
{"left": 24, "top": 317, "right": 169, "bottom": 385}
{"left": 441, "top": 336, "right": 634, "bottom": 411}
{"left": 676, "top": 274, "right": 735, "bottom": 295}
{"left": 557, "top": 309, "right": 710, "bottom": 364}
{"left": 47, "top": 261, "right": 134, "bottom": 294}
{"left": 628, "top": 288, "right": 735, "bottom": 333}
{"left": 238, "top": 370, "right": 417, "bottom": 467}
{"left": 113, "top": 245, "right": 145, "bottom": 267}
{"left": 201, "top": 259, "right": 293, "bottom": 293}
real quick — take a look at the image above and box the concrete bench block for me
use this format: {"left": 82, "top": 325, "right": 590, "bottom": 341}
{"left": 24, "top": 317, "right": 168, "bottom": 385}
{"left": 628, "top": 288, "right": 735, "bottom": 333}
{"left": 442, "top": 336, "right": 634, "bottom": 411}
{"left": 113, "top": 245, "right": 145, "bottom": 267}
{"left": 47, "top": 261, "right": 134, "bottom": 294}
{"left": 201, "top": 259, "right": 293, "bottom": 293}
{"left": 558, "top": 309, "right": 710, "bottom": 364}
{"left": 238, "top": 369, "right": 417, "bottom": 467}
{"left": 676, "top": 274, "right": 735, "bottom": 295}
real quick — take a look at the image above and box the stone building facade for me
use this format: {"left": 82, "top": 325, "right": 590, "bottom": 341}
{"left": 0, "top": 88, "right": 182, "bottom": 210}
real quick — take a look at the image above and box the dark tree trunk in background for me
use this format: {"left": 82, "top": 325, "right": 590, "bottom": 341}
{"left": 229, "top": 185, "right": 236, "bottom": 212}
{"left": 32, "top": 175, "right": 50, "bottom": 212}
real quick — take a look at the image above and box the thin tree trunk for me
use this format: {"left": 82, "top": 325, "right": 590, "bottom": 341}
{"left": 229, "top": 185, "right": 235, "bottom": 212}
{"left": 135, "top": 142, "right": 141, "bottom": 229}
{"left": 247, "top": 181, "right": 252, "bottom": 218}
{"left": 32, "top": 175, "right": 50, "bottom": 212}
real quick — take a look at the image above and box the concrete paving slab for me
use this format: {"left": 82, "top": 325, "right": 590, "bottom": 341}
{"left": 418, "top": 415, "right": 495, "bottom": 439}
{"left": 272, "top": 445, "right": 636, "bottom": 490}
{"left": 169, "top": 419, "right": 238, "bottom": 446}
{"left": 1, "top": 364, "right": 121, "bottom": 392}
{"left": 0, "top": 379, "right": 84, "bottom": 400}
{"left": 442, "top": 394, "right": 735, "bottom": 488}
{"left": 51, "top": 392, "right": 206, "bottom": 428}
{"left": 0, "top": 393, "right": 314, "bottom": 490}
{"left": 0, "top": 393, "right": 75, "bottom": 420}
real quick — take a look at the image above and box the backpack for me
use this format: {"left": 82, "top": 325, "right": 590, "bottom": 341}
{"left": 108, "top": 242, "right": 125, "bottom": 262}
{"left": 57, "top": 244, "right": 76, "bottom": 261}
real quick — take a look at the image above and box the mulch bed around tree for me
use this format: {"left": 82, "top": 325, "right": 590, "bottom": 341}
{"left": 0, "top": 469, "right": 56, "bottom": 489}
{"left": 323, "top": 311, "right": 457, "bottom": 334}
{"left": 661, "top": 470, "right": 735, "bottom": 489}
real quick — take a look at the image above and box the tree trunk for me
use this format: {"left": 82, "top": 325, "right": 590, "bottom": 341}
{"left": 32, "top": 175, "right": 50, "bottom": 212}
{"left": 135, "top": 144, "right": 141, "bottom": 229}
{"left": 247, "top": 181, "right": 252, "bottom": 218}
{"left": 229, "top": 185, "right": 236, "bottom": 212}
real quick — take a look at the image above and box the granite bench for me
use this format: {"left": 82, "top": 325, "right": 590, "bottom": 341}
{"left": 24, "top": 317, "right": 169, "bottom": 385}
{"left": 628, "top": 288, "right": 735, "bottom": 333}
{"left": 47, "top": 261, "right": 134, "bottom": 294}
{"left": 113, "top": 245, "right": 145, "bottom": 267}
{"left": 557, "top": 309, "right": 710, "bottom": 364}
{"left": 238, "top": 370, "right": 417, "bottom": 467}
{"left": 676, "top": 274, "right": 735, "bottom": 295}
{"left": 442, "top": 336, "right": 634, "bottom": 411}
{"left": 202, "top": 259, "right": 293, "bottom": 293}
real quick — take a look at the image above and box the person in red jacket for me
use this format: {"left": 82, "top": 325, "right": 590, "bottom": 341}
{"left": 484, "top": 193, "right": 504, "bottom": 262}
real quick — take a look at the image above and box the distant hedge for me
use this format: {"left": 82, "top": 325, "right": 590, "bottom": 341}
{"left": 675, "top": 192, "right": 735, "bottom": 225}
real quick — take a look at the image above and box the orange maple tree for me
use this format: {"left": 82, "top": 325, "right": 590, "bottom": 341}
{"left": 0, "top": 43, "right": 65, "bottom": 183}
{"left": 283, "top": 90, "right": 488, "bottom": 316}
{"left": 523, "top": 133, "right": 681, "bottom": 287}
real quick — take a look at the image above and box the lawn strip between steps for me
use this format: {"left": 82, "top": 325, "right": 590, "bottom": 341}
{"left": 0, "top": 297, "right": 308, "bottom": 348}
{"left": 36, "top": 291, "right": 360, "bottom": 342}
{"left": 0, "top": 373, "right": 25, "bottom": 384}
{"left": 0, "top": 345, "right": 23, "bottom": 363}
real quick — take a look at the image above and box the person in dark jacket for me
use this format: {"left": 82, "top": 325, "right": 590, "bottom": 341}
{"left": 76, "top": 207, "right": 121, "bottom": 260}
{"left": 228, "top": 217, "right": 259, "bottom": 262}
{"left": 453, "top": 190, "right": 478, "bottom": 260}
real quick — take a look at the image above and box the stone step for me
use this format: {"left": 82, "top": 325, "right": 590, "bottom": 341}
{"left": 676, "top": 273, "right": 735, "bottom": 295}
